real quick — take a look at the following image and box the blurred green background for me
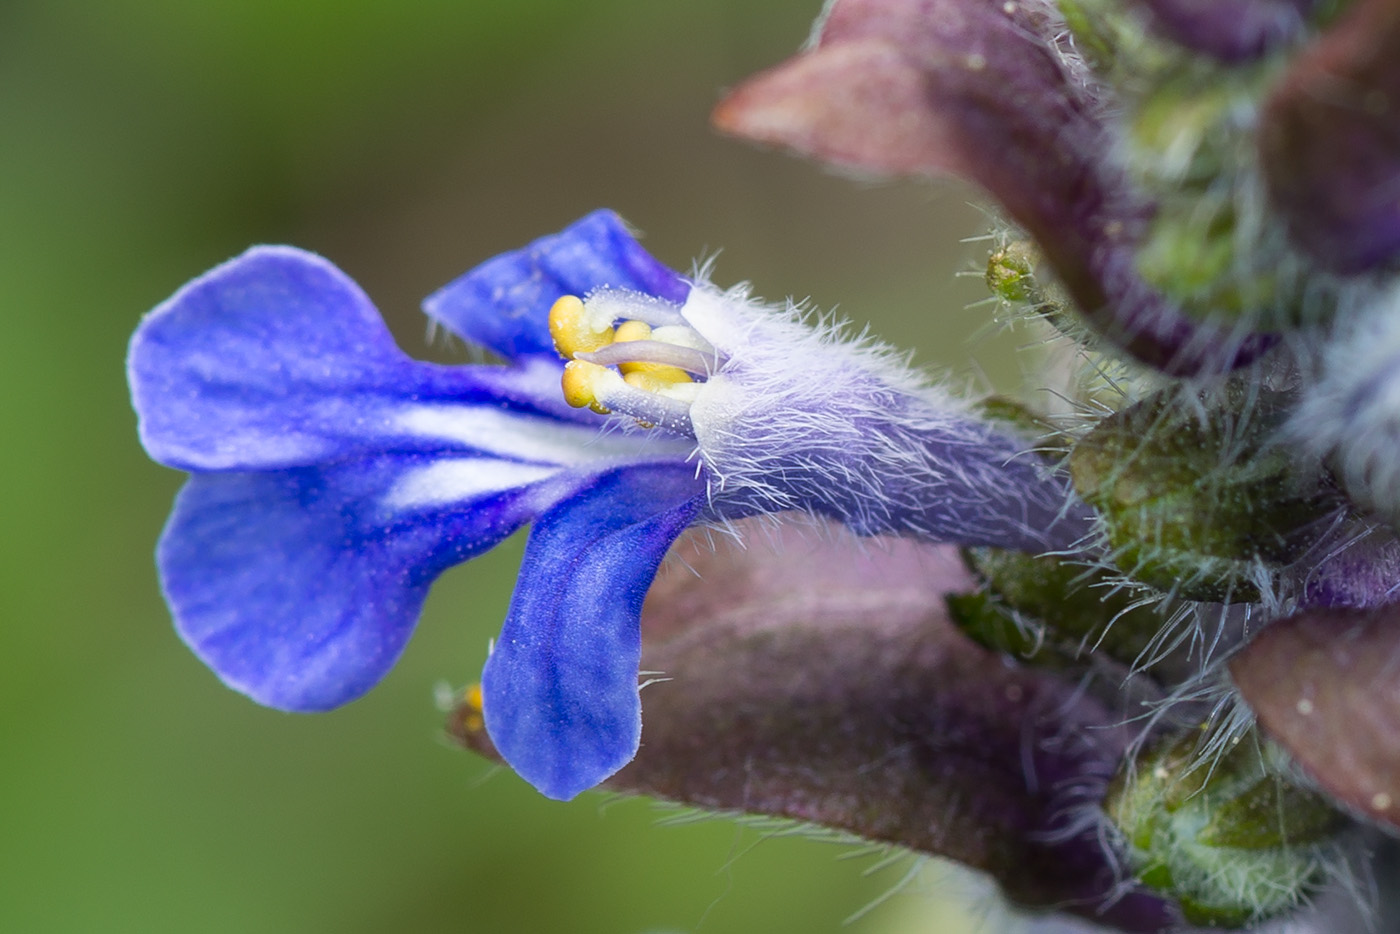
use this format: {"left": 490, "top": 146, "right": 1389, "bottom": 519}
{"left": 1, "top": 1, "right": 1034, "bottom": 931}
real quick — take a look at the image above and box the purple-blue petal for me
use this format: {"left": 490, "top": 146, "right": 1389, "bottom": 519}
{"left": 159, "top": 455, "right": 566, "bottom": 711}
{"left": 481, "top": 463, "right": 704, "bottom": 801}
{"left": 130, "top": 245, "right": 598, "bottom": 473}
{"left": 423, "top": 210, "right": 690, "bottom": 360}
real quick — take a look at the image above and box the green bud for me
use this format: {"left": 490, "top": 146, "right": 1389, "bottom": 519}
{"left": 1134, "top": 197, "right": 1285, "bottom": 321}
{"left": 1120, "top": 40, "right": 1343, "bottom": 329}
{"left": 945, "top": 590, "right": 1053, "bottom": 661}
{"left": 1199, "top": 775, "right": 1348, "bottom": 849}
{"left": 984, "top": 243, "right": 1075, "bottom": 334}
{"left": 1054, "top": 0, "right": 1118, "bottom": 71}
{"left": 953, "top": 548, "right": 1167, "bottom": 669}
{"left": 1069, "top": 386, "right": 1337, "bottom": 602}
{"left": 985, "top": 242, "right": 1035, "bottom": 304}
{"left": 976, "top": 396, "right": 1070, "bottom": 460}
{"left": 1106, "top": 725, "right": 1348, "bottom": 928}
{"left": 1131, "top": 75, "right": 1241, "bottom": 185}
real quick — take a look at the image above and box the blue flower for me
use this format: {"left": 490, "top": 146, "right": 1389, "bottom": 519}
{"left": 129, "top": 210, "right": 1084, "bottom": 800}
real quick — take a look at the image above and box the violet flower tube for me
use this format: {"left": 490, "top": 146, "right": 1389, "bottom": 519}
{"left": 128, "top": 210, "right": 1084, "bottom": 801}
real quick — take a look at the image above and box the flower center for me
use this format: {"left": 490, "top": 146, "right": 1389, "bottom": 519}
{"left": 548, "top": 292, "right": 722, "bottom": 435}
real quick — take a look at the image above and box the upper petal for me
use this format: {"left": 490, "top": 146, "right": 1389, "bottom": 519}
{"left": 160, "top": 453, "right": 575, "bottom": 712}
{"left": 423, "top": 210, "right": 690, "bottom": 361}
{"left": 129, "top": 245, "right": 618, "bottom": 472}
{"left": 480, "top": 463, "right": 704, "bottom": 801}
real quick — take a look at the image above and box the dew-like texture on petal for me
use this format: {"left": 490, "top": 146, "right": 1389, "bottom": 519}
{"left": 159, "top": 456, "right": 563, "bottom": 712}
{"left": 129, "top": 245, "right": 606, "bottom": 473}
{"left": 713, "top": 0, "right": 1275, "bottom": 375}
{"left": 1260, "top": 0, "right": 1400, "bottom": 274}
{"left": 423, "top": 209, "right": 690, "bottom": 361}
{"left": 481, "top": 464, "right": 703, "bottom": 801}
{"left": 1136, "top": 0, "right": 1316, "bottom": 61}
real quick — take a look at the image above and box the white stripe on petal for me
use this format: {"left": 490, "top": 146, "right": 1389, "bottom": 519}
{"left": 384, "top": 458, "right": 562, "bottom": 511}
{"left": 394, "top": 404, "right": 688, "bottom": 464}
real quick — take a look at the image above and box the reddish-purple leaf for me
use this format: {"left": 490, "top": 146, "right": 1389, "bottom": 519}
{"left": 1135, "top": 0, "right": 1318, "bottom": 61}
{"left": 451, "top": 517, "right": 1173, "bottom": 931}
{"left": 1231, "top": 603, "right": 1400, "bottom": 829}
{"left": 1259, "top": 0, "right": 1400, "bottom": 274}
{"left": 713, "top": 0, "right": 1273, "bottom": 376}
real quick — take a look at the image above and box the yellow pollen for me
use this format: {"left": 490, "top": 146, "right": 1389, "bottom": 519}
{"left": 549, "top": 294, "right": 614, "bottom": 358}
{"left": 613, "top": 319, "right": 651, "bottom": 342}
{"left": 620, "top": 361, "right": 693, "bottom": 381}
{"left": 610, "top": 319, "right": 691, "bottom": 380}
{"left": 609, "top": 319, "right": 693, "bottom": 382}
{"left": 561, "top": 359, "right": 612, "bottom": 414}
{"left": 623, "top": 369, "right": 690, "bottom": 394}
{"left": 461, "top": 683, "right": 485, "bottom": 734}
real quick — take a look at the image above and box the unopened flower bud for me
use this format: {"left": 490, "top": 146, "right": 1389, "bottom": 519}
{"left": 1106, "top": 724, "right": 1348, "bottom": 927}
{"left": 1069, "top": 386, "right": 1337, "bottom": 601}
{"left": 949, "top": 547, "right": 1167, "bottom": 669}
{"left": 985, "top": 243, "right": 1076, "bottom": 333}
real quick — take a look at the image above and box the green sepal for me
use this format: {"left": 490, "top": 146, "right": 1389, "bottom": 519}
{"left": 944, "top": 591, "right": 1050, "bottom": 661}
{"left": 960, "top": 547, "right": 1165, "bottom": 668}
{"left": 1069, "top": 386, "right": 1338, "bottom": 602}
{"left": 1198, "top": 777, "right": 1347, "bottom": 849}
{"left": 1178, "top": 894, "right": 1253, "bottom": 929}
{"left": 1105, "top": 725, "right": 1348, "bottom": 928}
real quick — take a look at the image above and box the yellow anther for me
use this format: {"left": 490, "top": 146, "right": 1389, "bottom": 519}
{"left": 613, "top": 319, "right": 652, "bottom": 343}
{"left": 460, "top": 683, "right": 485, "bottom": 734}
{"left": 561, "top": 359, "right": 612, "bottom": 414}
{"left": 549, "top": 294, "right": 615, "bottom": 358}
{"left": 620, "top": 361, "right": 694, "bottom": 381}
{"left": 623, "top": 369, "right": 691, "bottom": 394}
{"left": 606, "top": 319, "right": 696, "bottom": 382}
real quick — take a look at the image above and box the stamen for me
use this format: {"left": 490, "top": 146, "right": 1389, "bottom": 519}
{"left": 562, "top": 360, "right": 613, "bottom": 414}
{"left": 600, "top": 381, "right": 695, "bottom": 435}
{"left": 577, "top": 340, "right": 715, "bottom": 376}
{"left": 583, "top": 290, "right": 689, "bottom": 329}
{"left": 623, "top": 371, "right": 701, "bottom": 403}
{"left": 560, "top": 359, "right": 694, "bottom": 434}
{"left": 549, "top": 295, "right": 615, "bottom": 358}
{"left": 552, "top": 291, "right": 716, "bottom": 437}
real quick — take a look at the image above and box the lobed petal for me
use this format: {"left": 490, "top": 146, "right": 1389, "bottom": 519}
{"left": 423, "top": 210, "right": 690, "bottom": 361}
{"left": 130, "top": 245, "right": 613, "bottom": 473}
{"left": 480, "top": 464, "right": 704, "bottom": 801}
{"left": 160, "top": 454, "right": 574, "bottom": 711}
